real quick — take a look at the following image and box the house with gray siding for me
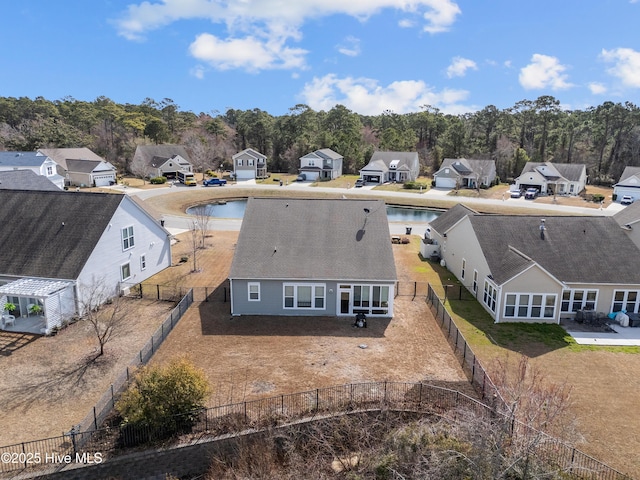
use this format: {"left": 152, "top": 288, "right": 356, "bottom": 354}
{"left": 229, "top": 198, "right": 397, "bottom": 318}
{"left": 427, "top": 204, "right": 640, "bottom": 324}
{"left": 613, "top": 166, "right": 640, "bottom": 203}
{"left": 298, "top": 148, "right": 343, "bottom": 181}
{"left": 433, "top": 158, "right": 496, "bottom": 189}
{"left": 233, "top": 148, "right": 267, "bottom": 180}
{"left": 0, "top": 152, "right": 64, "bottom": 189}
{"left": 0, "top": 190, "right": 172, "bottom": 334}
{"left": 38, "top": 147, "right": 117, "bottom": 187}
{"left": 514, "top": 162, "right": 587, "bottom": 196}
{"left": 131, "top": 145, "right": 193, "bottom": 179}
{"left": 359, "top": 151, "right": 419, "bottom": 184}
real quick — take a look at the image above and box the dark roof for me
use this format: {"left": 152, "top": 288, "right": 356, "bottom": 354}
{"left": 0, "top": 152, "right": 51, "bottom": 167}
{"left": 65, "top": 159, "right": 101, "bottom": 174}
{"left": 229, "top": 198, "right": 397, "bottom": 282}
{"left": 428, "top": 203, "right": 477, "bottom": 234}
{"left": 437, "top": 158, "right": 496, "bottom": 177}
{"left": 616, "top": 166, "right": 640, "bottom": 185}
{"left": 0, "top": 170, "right": 61, "bottom": 191}
{"left": 135, "top": 145, "right": 192, "bottom": 167}
{"left": 0, "top": 190, "right": 123, "bottom": 279}
{"left": 614, "top": 201, "right": 640, "bottom": 227}
{"left": 469, "top": 215, "right": 640, "bottom": 284}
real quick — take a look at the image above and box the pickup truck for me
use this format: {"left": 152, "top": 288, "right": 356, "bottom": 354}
{"left": 203, "top": 178, "right": 227, "bottom": 187}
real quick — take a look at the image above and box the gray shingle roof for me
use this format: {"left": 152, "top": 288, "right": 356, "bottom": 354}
{"left": 469, "top": 215, "right": 640, "bottom": 285}
{"left": 0, "top": 152, "right": 51, "bottom": 167}
{"left": 614, "top": 201, "right": 640, "bottom": 227}
{"left": 616, "top": 166, "right": 640, "bottom": 185}
{"left": 0, "top": 170, "right": 61, "bottom": 191}
{"left": 38, "top": 148, "right": 104, "bottom": 171}
{"left": 0, "top": 190, "right": 123, "bottom": 279}
{"left": 65, "top": 159, "right": 101, "bottom": 174}
{"left": 428, "top": 203, "right": 477, "bottom": 234}
{"left": 518, "top": 162, "right": 586, "bottom": 182}
{"left": 229, "top": 198, "right": 397, "bottom": 282}
{"left": 135, "top": 145, "right": 192, "bottom": 167}
{"left": 368, "top": 151, "right": 418, "bottom": 168}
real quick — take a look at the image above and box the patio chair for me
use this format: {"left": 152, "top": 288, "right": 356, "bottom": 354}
{"left": 2, "top": 314, "right": 15, "bottom": 328}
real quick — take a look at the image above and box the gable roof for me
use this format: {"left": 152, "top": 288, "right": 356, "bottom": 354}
{"left": 615, "top": 166, "right": 640, "bottom": 186}
{"left": 0, "top": 151, "right": 54, "bottom": 168}
{"left": 135, "top": 145, "right": 192, "bottom": 167}
{"left": 233, "top": 148, "right": 267, "bottom": 161}
{"left": 0, "top": 190, "right": 124, "bottom": 280}
{"left": 436, "top": 158, "right": 496, "bottom": 177}
{"left": 38, "top": 148, "right": 104, "bottom": 171}
{"left": 469, "top": 214, "right": 640, "bottom": 285}
{"left": 428, "top": 203, "right": 477, "bottom": 234}
{"left": 614, "top": 200, "right": 640, "bottom": 227}
{"left": 0, "top": 170, "right": 61, "bottom": 191}
{"left": 65, "top": 159, "right": 106, "bottom": 174}
{"left": 314, "top": 148, "right": 342, "bottom": 160}
{"left": 229, "top": 198, "right": 397, "bottom": 282}
{"left": 517, "top": 162, "right": 586, "bottom": 182}
{"left": 370, "top": 151, "right": 418, "bottom": 167}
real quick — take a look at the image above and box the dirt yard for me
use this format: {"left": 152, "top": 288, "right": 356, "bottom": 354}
{"left": 0, "top": 299, "right": 175, "bottom": 446}
{"left": 148, "top": 232, "right": 475, "bottom": 407}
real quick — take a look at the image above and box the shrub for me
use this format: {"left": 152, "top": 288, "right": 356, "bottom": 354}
{"left": 592, "top": 193, "right": 605, "bottom": 203}
{"left": 116, "top": 358, "right": 210, "bottom": 436}
{"left": 403, "top": 181, "right": 429, "bottom": 190}
{"left": 150, "top": 176, "right": 167, "bottom": 184}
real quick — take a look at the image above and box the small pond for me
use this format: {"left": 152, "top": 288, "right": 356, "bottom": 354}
{"left": 187, "top": 199, "right": 441, "bottom": 223}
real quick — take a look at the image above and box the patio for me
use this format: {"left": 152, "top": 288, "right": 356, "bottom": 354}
{"left": 1, "top": 315, "right": 46, "bottom": 335}
{"left": 564, "top": 323, "right": 640, "bottom": 346}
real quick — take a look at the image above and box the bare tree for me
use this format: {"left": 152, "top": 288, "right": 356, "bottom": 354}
{"left": 189, "top": 219, "right": 200, "bottom": 273}
{"left": 191, "top": 205, "right": 211, "bottom": 249}
{"left": 79, "top": 279, "right": 136, "bottom": 358}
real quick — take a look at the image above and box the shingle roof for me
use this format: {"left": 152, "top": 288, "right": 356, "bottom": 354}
{"left": 38, "top": 148, "right": 104, "bottom": 171}
{"left": 65, "top": 159, "right": 102, "bottom": 174}
{"left": 518, "top": 162, "right": 585, "bottom": 182}
{"left": 469, "top": 215, "right": 640, "bottom": 284}
{"left": 616, "top": 166, "right": 640, "bottom": 185}
{"left": 0, "top": 170, "right": 61, "bottom": 191}
{"left": 0, "top": 190, "right": 123, "bottom": 279}
{"left": 428, "top": 203, "right": 477, "bottom": 234}
{"left": 229, "top": 198, "right": 397, "bottom": 282}
{"left": 614, "top": 201, "right": 640, "bottom": 227}
{"left": 135, "top": 145, "right": 192, "bottom": 167}
{"left": 315, "top": 148, "right": 342, "bottom": 160}
{"left": 437, "top": 158, "right": 496, "bottom": 177}
{"left": 0, "top": 152, "right": 51, "bottom": 167}
{"left": 369, "top": 151, "right": 418, "bottom": 168}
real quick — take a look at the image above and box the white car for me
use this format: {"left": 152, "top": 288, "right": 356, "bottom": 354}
{"left": 620, "top": 195, "right": 634, "bottom": 205}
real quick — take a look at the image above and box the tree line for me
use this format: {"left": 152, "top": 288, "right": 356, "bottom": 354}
{"left": 0, "top": 95, "right": 638, "bottom": 184}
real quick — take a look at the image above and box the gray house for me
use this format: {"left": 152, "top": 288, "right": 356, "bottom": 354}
{"left": 229, "top": 198, "right": 397, "bottom": 317}
{"left": 232, "top": 148, "right": 267, "bottom": 180}
{"left": 433, "top": 158, "right": 496, "bottom": 189}
{"left": 0, "top": 170, "right": 62, "bottom": 191}
{"left": 131, "top": 145, "right": 193, "bottom": 179}
{"left": 0, "top": 152, "right": 64, "bottom": 189}
{"left": 613, "top": 166, "right": 640, "bottom": 203}
{"left": 298, "top": 148, "right": 343, "bottom": 181}
{"left": 359, "top": 152, "right": 419, "bottom": 184}
{"left": 514, "top": 162, "right": 587, "bottom": 195}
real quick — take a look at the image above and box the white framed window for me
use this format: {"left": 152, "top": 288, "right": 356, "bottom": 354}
{"left": 140, "top": 254, "right": 147, "bottom": 271}
{"left": 612, "top": 290, "right": 640, "bottom": 313}
{"left": 122, "top": 226, "right": 135, "bottom": 250}
{"left": 483, "top": 280, "right": 497, "bottom": 312}
{"left": 283, "top": 283, "right": 325, "bottom": 309}
{"left": 504, "top": 293, "right": 557, "bottom": 319}
{"left": 121, "top": 263, "right": 131, "bottom": 281}
{"left": 46, "top": 166, "right": 53, "bottom": 176}
{"left": 354, "top": 285, "right": 390, "bottom": 314}
{"left": 248, "top": 282, "right": 260, "bottom": 301}
{"left": 461, "top": 258, "right": 466, "bottom": 280}
{"left": 472, "top": 270, "right": 478, "bottom": 294}
{"left": 561, "top": 289, "right": 598, "bottom": 312}
{"left": 236, "top": 158, "right": 243, "bottom": 166}
{"left": 248, "top": 158, "right": 254, "bottom": 166}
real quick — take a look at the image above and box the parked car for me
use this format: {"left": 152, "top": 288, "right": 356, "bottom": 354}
{"left": 203, "top": 178, "right": 227, "bottom": 186}
{"left": 510, "top": 189, "right": 523, "bottom": 198}
{"left": 620, "top": 195, "right": 634, "bottom": 205}
{"left": 354, "top": 178, "right": 365, "bottom": 188}
{"left": 296, "top": 173, "right": 306, "bottom": 182}
{"left": 524, "top": 188, "right": 539, "bottom": 200}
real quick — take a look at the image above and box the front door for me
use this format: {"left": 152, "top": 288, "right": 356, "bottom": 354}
{"left": 339, "top": 288, "right": 351, "bottom": 315}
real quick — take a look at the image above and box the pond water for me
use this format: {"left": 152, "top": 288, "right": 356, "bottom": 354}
{"left": 187, "top": 199, "right": 441, "bottom": 223}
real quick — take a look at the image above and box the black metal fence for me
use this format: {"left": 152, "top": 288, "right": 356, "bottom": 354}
{"left": 122, "top": 282, "right": 229, "bottom": 303}
{"left": 0, "top": 382, "right": 631, "bottom": 479}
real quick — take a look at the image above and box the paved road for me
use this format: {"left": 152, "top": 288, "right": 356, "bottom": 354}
{"left": 114, "top": 181, "right": 625, "bottom": 235}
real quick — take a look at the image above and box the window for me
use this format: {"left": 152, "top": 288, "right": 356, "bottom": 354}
{"left": 461, "top": 259, "right": 466, "bottom": 280}
{"left": 503, "top": 293, "right": 557, "bottom": 319}
{"left": 248, "top": 282, "right": 260, "bottom": 301}
{"left": 248, "top": 158, "right": 254, "bottom": 166}
{"left": 121, "top": 263, "right": 131, "bottom": 281}
{"left": 353, "top": 285, "right": 390, "bottom": 314}
{"left": 237, "top": 158, "right": 243, "bottom": 166}
{"left": 140, "top": 254, "right": 146, "bottom": 271}
{"left": 472, "top": 270, "right": 478, "bottom": 294}
{"left": 561, "top": 289, "right": 598, "bottom": 312}
{"left": 283, "top": 284, "right": 325, "bottom": 310}
{"left": 483, "top": 281, "right": 497, "bottom": 312}
{"left": 612, "top": 290, "right": 640, "bottom": 313}
{"left": 46, "top": 166, "right": 53, "bottom": 176}
{"left": 122, "top": 226, "right": 135, "bottom": 250}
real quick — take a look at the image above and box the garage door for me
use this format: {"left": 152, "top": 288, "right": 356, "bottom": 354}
{"left": 235, "top": 169, "right": 256, "bottom": 179}
{"left": 365, "top": 175, "right": 381, "bottom": 183}
{"left": 94, "top": 174, "right": 115, "bottom": 186}
{"left": 435, "top": 177, "right": 456, "bottom": 188}
{"left": 304, "top": 171, "right": 319, "bottom": 181}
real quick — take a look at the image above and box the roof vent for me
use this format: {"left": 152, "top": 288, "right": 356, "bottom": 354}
{"left": 539, "top": 219, "right": 546, "bottom": 240}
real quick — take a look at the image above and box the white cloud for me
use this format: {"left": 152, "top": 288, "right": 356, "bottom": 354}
{"left": 114, "top": 0, "right": 461, "bottom": 72}
{"left": 189, "top": 33, "right": 307, "bottom": 71}
{"left": 189, "top": 64, "right": 206, "bottom": 79}
{"left": 601, "top": 47, "right": 640, "bottom": 88}
{"left": 519, "top": 54, "right": 573, "bottom": 90}
{"left": 337, "top": 36, "right": 361, "bottom": 57}
{"left": 299, "top": 74, "right": 473, "bottom": 115}
{"left": 446, "top": 57, "right": 477, "bottom": 78}
{"left": 588, "top": 82, "right": 607, "bottom": 95}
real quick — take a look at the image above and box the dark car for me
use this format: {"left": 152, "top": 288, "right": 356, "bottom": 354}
{"left": 354, "top": 178, "right": 365, "bottom": 188}
{"left": 203, "top": 178, "right": 227, "bottom": 186}
{"left": 524, "top": 188, "right": 539, "bottom": 199}
{"left": 296, "top": 173, "right": 306, "bottom": 182}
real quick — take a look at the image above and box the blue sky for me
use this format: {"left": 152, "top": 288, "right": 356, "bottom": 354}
{"left": 1, "top": 0, "right": 639, "bottom": 116}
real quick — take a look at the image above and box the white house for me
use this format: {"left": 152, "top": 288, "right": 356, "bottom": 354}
{"left": 433, "top": 158, "right": 496, "bottom": 189}
{"left": 38, "top": 147, "right": 117, "bottom": 187}
{"left": 131, "top": 145, "right": 193, "bottom": 179}
{"left": 426, "top": 204, "right": 640, "bottom": 324}
{"left": 514, "top": 162, "right": 587, "bottom": 196}
{"left": 232, "top": 148, "right": 267, "bottom": 180}
{"left": 359, "top": 152, "right": 419, "bottom": 184}
{"left": 0, "top": 152, "right": 64, "bottom": 189}
{"left": 613, "top": 166, "right": 640, "bottom": 203}
{"left": 298, "top": 148, "right": 343, "bottom": 181}
{"left": 0, "top": 190, "right": 172, "bottom": 334}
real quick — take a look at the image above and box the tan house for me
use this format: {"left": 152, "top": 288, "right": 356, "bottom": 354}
{"left": 426, "top": 204, "right": 640, "bottom": 323}
{"left": 232, "top": 148, "right": 267, "bottom": 180}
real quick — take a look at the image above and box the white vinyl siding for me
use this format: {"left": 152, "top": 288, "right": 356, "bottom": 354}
{"left": 248, "top": 282, "right": 260, "bottom": 301}
{"left": 612, "top": 290, "right": 640, "bottom": 313}
{"left": 122, "top": 225, "right": 135, "bottom": 250}
{"left": 283, "top": 283, "right": 325, "bottom": 310}
{"left": 504, "top": 293, "right": 557, "bottom": 319}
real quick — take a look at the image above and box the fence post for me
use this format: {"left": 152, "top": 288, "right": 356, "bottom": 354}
{"left": 151, "top": 336, "right": 154, "bottom": 354}
{"left": 157, "top": 284, "right": 160, "bottom": 300}
{"left": 205, "top": 287, "right": 208, "bottom": 302}
{"left": 111, "top": 384, "right": 115, "bottom": 407}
